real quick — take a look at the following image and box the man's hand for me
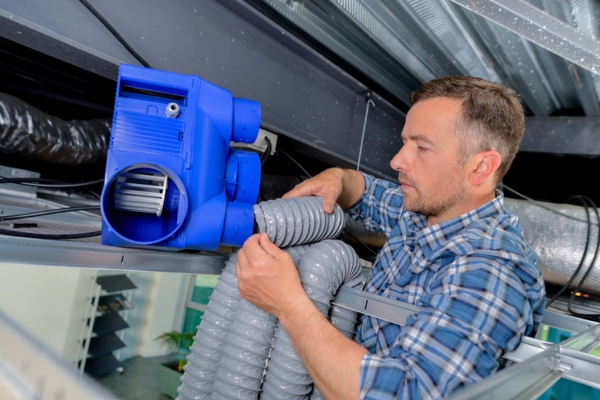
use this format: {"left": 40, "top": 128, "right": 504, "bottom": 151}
{"left": 237, "top": 235, "right": 367, "bottom": 400}
{"left": 283, "top": 167, "right": 364, "bottom": 214}
{"left": 236, "top": 233, "right": 306, "bottom": 317}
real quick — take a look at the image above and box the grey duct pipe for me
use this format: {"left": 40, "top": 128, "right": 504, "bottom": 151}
{"left": 211, "top": 245, "right": 311, "bottom": 400}
{"left": 178, "top": 197, "right": 361, "bottom": 400}
{"left": 261, "top": 240, "right": 363, "bottom": 400}
{"left": 504, "top": 198, "right": 600, "bottom": 295}
{"left": 0, "top": 92, "right": 110, "bottom": 165}
{"left": 254, "top": 197, "right": 345, "bottom": 247}
{"left": 178, "top": 257, "right": 241, "bottom": 399}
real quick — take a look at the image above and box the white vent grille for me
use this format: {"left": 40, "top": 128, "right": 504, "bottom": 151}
{"left": 114, "top": 172, "right": 168, "bottom": 216}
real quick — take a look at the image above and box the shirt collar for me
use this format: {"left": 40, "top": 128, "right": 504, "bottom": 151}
{"left": 406, "top": 191, "right": 505, "bottom": 257}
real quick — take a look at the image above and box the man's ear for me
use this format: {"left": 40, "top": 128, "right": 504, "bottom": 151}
{"left": 469, "top": 151, "right": 501, "bottom": 186}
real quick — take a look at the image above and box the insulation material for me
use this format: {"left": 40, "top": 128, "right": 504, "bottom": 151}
{"left": 504, "top": 198, "right": 600, "bottom": 295}
{"left": 0, "top": 92, "right": 110, "bottom": 165}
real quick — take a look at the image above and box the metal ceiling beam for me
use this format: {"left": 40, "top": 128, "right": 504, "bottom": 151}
{"left": 0, "top": 235, "right": 226, "bottom": 275}
{"left": 521, "top": 117, "right": 600, "bottom": 155}
{"left": 449, "top": 0, "right": 600, "bottom": 76}
{"left": 0, "top": 0, "right": 405, "bottom": 180}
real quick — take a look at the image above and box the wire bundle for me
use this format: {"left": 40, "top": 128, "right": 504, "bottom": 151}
{"left": 0, "top": 176, "right": 102, "bottom": 239}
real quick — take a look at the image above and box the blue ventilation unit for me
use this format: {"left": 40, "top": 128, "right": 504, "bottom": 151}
{"left": 101, "top": 64, "right": 261, "bottom": 250}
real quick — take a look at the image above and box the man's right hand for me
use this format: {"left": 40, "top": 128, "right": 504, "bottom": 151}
{"left": 283, "top": 168, "right": 364, "bottom": 214}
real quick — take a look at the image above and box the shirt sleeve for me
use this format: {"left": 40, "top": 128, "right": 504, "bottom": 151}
{"left": 359, "top": 255, "right": 535, "bottom": 399}
{"left": 346, "top": 173, "right": 404, "bottom": 236}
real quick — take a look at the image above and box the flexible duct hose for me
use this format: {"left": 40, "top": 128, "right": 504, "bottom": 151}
{"left": 0, "top": 92, "right": 110, "bottom": 165}
{"left": 178, "top": 197, "right": 362, "bottom": 400}
{"left": 178, "top": 257, "right": 241, "bottom": 400}
{"left": 261, "top": 240, "right": 362, "bottom": 400}
{"left": 253, "top": 197, "right": 345, "bottom": 247}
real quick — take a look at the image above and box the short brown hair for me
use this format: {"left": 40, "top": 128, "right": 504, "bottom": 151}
{"left": 409, "top": 76, "right": 525, "bottom": 184}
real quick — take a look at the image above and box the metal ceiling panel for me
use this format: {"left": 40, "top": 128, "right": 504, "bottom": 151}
{"left": 258, "top": 0, "right": 600, "bottom": 118}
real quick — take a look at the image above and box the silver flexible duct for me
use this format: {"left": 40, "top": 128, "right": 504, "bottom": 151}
{"left": 179, "top": 197, "right": 361, "bottom": 399}
{"left": 504, "top": 198, "right": 600, "bottom": 295}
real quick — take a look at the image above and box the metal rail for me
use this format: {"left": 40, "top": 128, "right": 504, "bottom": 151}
{"left": 450, "top": 0, "right": 600, "bottom": 75}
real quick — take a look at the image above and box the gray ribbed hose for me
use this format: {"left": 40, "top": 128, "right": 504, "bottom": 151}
{"left": 261, "top": 240, "right": 362, "bottom": 400}
{"left": 177, "top": 256, "right": 241, "bottom": 400}
{"left": 254, "top": 197, "right": 345, "bottom": 247}
{"left": 178, "top": 197, "right": 362, "bottom": 400}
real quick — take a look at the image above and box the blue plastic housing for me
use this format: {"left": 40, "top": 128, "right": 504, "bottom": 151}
{"left": 101, "top": 64, "right": 261, "bottom": 250}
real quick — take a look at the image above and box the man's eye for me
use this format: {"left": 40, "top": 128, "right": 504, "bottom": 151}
{"left": 417, "top": 146, "right": 428, "bottom": 152}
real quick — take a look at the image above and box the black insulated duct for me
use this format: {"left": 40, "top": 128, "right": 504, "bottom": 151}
{"left": 0, "top": 92, "right": 110, "bottom": 166}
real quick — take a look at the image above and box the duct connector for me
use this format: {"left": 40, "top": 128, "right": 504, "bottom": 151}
{"left": 177, "top": 197, "right": 363, "bottom": 400}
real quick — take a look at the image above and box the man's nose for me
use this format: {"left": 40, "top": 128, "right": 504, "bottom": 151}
{"left": 390, "top": 145, "right": 407, "bottom": 171}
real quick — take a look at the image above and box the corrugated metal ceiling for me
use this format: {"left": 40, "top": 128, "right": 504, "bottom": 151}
{"left": 253, "top": 0, "right": 600, "bottom": 117}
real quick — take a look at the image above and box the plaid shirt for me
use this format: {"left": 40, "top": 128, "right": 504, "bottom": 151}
{"left": 347, "top": 173, "right": 545, "bottom": 399}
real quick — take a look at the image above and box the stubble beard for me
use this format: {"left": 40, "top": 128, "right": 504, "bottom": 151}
{"left": 402, "top": 176, "right": 465, "bottom": 218}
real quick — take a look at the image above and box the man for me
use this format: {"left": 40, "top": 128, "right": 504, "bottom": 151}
{"left": 236, "top": 76, "right": 546, "bottom": 399}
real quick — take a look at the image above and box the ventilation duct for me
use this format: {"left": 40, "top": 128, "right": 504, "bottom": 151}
{"left": 0, "top": 92, "right": 110, "bottom": 165}
{"left": 178, "top": 197, "right": 360, "bottom": 399}
{"left": 505, "top": 198, "right": 600, "bottom": 295}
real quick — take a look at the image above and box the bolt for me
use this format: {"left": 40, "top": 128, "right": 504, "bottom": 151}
{"left": 166, "top": 102, "right": 180, "bottom": 118}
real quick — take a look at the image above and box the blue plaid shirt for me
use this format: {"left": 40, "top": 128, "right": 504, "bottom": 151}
{"left": 347, "top": 173, "right": 545, "bottom": 399}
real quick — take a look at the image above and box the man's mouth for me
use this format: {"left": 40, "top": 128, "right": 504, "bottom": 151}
{"left": 399, "top": 176, "right": 416, "bottom": 191}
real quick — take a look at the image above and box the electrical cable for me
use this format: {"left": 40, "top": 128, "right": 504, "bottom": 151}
{"left": 566, "top": 196, "right": 600, "bottom": 319}
{"left": 260, "top": 136, "right": 273, "bottom": 166}
{"left": 545, "top": 195, "right": 592, "bottom": 309}
{"left": 78, "top": 0, "right": 151, "bottom": 68}
{"left": 0, "top": 206, "right": 100, "bottom": 222}
{"left": 503, "top": 184, "right": 598, "bottom": 226}
{"left": 0, "top": 229, "right": 101, "bottom": 239}
{"left": 0, "top": 177, "right": 104, "bottom": 188}
{"left": 278, "top": 148, "right": 312, "bottom": 180}
{"left": 22, "top": 178, "right": 104, "bottom": 188}
{"left": 343, "top": 229, "right": 378, "bottom": 257}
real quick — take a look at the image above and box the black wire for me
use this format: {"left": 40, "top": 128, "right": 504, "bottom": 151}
{"left": 545, "top": 195, "right": 592, "bottom": 309}
{"left": 343, "top": 229, "right": 378, "bottom": 257}
{"left": 278, "top": 148, "right": 313, "bottom": 179}
{"left": 260, "top": 136, "right": 273, "bottom": 166}
{"left": 566, "top": 196, "right": 600, "bottom": 318}
{"left": 23, "top": 178, "right": 104, "bottom": 188}
{"left": 0, "top": 206, "right": 100, "bottom": 221}
{"left": 0, "top": 228, "right": 101, "bottom": 240}
{"left": 78, "top": 0, "right": 151, "bottom": 68}
{"left": 503, "top": 184, "right": 598, "bottom": 226}
{"left": 0, "top": 177, "right": 104, "bottom": 188}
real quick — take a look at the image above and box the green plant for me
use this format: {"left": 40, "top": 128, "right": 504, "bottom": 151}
{"left": 155, "top": 331, "right": 195, "bottom": 372}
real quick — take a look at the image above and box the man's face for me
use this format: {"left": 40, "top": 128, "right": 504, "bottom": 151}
{"left": 390, "top": 97, "right": 469, "bottom": 224}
